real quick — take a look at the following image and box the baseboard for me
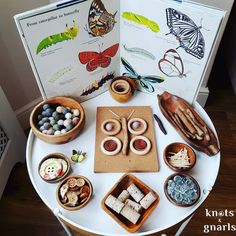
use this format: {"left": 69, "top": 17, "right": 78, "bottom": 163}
{"left": 15, "top": 97, "right": 42, "bottom": 131}
{"left": 197, "top": 87, "right": 210, "bottom": 107}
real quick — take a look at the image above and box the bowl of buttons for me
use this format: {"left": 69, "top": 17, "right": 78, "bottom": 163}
{"left": 30, "top": 96, "right": 85, "bottom": 144}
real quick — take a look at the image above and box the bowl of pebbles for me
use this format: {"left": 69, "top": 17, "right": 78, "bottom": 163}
{"left": 30, "top": 96, "right": 85, "bottom": 144}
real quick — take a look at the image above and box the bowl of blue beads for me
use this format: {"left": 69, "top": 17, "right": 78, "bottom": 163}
{"left": 30, "top": 96, "right": 85, "bottom": 144}
{"left": 164, "top": 173, "right": 200, "bottom": 207}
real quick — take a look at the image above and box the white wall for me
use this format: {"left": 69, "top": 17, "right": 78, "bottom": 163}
{"left": 0, "top": 0, "right": 49, "bottom": 128}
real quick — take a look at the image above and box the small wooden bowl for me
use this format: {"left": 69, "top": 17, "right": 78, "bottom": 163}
{"left": 56, "top": 175, "right": 93, "bottom": 211}
{"left": 30, "top": 96, "right": 85, "bottom": 144}
{"left": 164, "top": 173, "right": 200, "bottom": 207}
{"left": 109, "top": 76, "right": 136, "bottom": 103}
{"left": 163, "top": 142, "right": 196, "bottom": 172}
{"left": 101, "top": 173, "right": 159, "bottom": 233}
{"left": 38, "top": 153, "right": 71, "bottom": 183}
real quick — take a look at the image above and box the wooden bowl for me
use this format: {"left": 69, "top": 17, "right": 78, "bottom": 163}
{"left": 56, "top": 175, "right": 93, "bottom": 211}
{"left": 38, "top": 153, "right": 71, "bottom": 183}
{"left": 101, "top": 173, "right": 159, "bottom": 233}
{"left": 163, "top": 142, "right": 196, "bottom": 172}
{"left": 164, "top": 173, "right": 200, "bottom": 207}
{"left": 109, "top": 76, "right": 136, "bottom": 103}
{"left": 30, "top": 96, "right": 85, "bottom": 144}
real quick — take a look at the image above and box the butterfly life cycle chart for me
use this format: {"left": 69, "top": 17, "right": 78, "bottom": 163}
{"left": 15, "top": 0, "right": 225, "bottom": 104}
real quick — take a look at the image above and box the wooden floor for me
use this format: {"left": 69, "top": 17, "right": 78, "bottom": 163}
{"left": 0, "top": 73, "right": 235, "bottom": 235}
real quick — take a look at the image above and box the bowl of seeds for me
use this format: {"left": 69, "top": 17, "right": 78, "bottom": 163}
{"left": 30, "top": 96, "right": 85, "bottom": 144}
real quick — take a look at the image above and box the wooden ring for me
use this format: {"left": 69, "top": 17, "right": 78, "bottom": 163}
{"left": 128, "top": 118, "right": 147, "bottom": 135}
{"left": 130, "top": 136, "right": 151, "bottom": 155}
{"left": 101, "top": 137, "right": 122, "bottom": 156}
{"left": 111, "top": 80, "right": 131, "bottom": 95}
{"left": 101, "top": 119, "right": 121, "bottom": 136}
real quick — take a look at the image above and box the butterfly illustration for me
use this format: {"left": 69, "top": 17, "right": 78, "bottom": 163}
{"left": 86, "top": 0, "right": 117, "bottom": 37}
{"left": 78, "top": 43, "right": 119, "bottom": 72}
{"left": 166, "top": 8, "right": 205, "bottom": 59}
{"left": 121, "top": 57, "right": 165, "bottom": 93}
{"left": 158, "top": 49, "right": 185, "bottom": 78}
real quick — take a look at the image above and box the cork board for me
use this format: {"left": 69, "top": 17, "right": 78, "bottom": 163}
{"left": 94, "top": 106, "right": 159, "bottom": 172}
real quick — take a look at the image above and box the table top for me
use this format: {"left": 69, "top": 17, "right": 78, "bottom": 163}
{"left": 26, "top": 91, "right": 220, "bottom": 235}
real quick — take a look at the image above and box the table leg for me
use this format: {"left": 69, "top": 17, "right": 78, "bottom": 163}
{"left": 53, "top": 208, "right": 74, "bottom": 236}
{"left": 175, "top": 214, "right": 194, "bottom": 236}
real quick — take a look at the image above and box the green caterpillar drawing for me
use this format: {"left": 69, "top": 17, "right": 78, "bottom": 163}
{"left": 36, "top": 21, "right": 79, "bottom": 54}
{"left": 122, "top": 12, "right": 160, "bottom": 33}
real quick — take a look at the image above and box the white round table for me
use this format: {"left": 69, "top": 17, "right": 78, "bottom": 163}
{"left": 26, "top": 91, "right": 220, "bottom": 236}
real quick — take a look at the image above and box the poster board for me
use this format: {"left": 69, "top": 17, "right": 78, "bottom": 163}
{"left": 14, "top": 0, "right": 225, "bottom": 104}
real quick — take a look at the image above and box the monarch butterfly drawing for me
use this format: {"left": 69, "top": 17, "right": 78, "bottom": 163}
{"left": 78, "top": 43, "right": 119, "bottom": 72}
{"left": 36, "top": 21, "right": 79, "bottom": 54}
{"left": 166, "top": 8, "right": 205, "bottom": 59}
{"left": 81, "top": 73, "right": 114, "bottom": 96}
{"left": 121, "top": 57, "right": 165, "bottom": 93}
{"left": 86, "top": 0, "right": 117, "bottom": 37}
{"left": 158, "top": 49, "right": 185, "bottom": 78}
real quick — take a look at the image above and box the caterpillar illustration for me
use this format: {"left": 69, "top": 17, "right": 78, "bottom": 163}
{"left": 48, "top": 65, "right": 73, "bottom": 83}
{"left": 36, "top": 21, "right": 79, "bottom": 54}
{"left": 81, "top": 73, "right": 114, "bottom": 96}
{"left": 123, "top": 44, "right": 156, "bottom": 60}
{"left": 122, "top": 12, "right": 160, "bottom": 33}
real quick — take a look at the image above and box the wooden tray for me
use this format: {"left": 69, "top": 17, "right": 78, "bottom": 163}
{"left": 101, "top": 174, "right": 160, "bottom": 232}
{"left": 158, "top": 92, "right": 220, "bottom": 156}
{"left": 94, "top": 106, "right": 159, "bottom": 172}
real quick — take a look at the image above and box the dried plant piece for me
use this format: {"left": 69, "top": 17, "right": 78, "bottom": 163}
{"left": 168, "top": 148, "right": 190, "bottom": 168}
{"left": 77, "top": 178, "right": 85, "bottom": 187}
{"left": 60, "top": 183, "right": 69, "bottom": 199}
{"left": 67, "top": 178, "right": 77, "bottom": 189}
{"left": 121, "top": 117, "right": 129, "bottom": 155}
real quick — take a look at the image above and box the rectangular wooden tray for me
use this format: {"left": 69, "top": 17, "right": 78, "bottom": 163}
{"left": 101, "top": 174, "right": 160, "bottom": 232}
{"left": 94, "top": 106, "right": 159, "bottom": 172}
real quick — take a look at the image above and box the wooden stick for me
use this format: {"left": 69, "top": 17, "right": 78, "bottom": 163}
{"left": 121, "top": 117, "right": 129, "bottom": 155}
{"left": 127, "top": 109, "right": 135, "bottom": 120}
{"left": 109, "top": 109, "right": 121, "bottom": 119}
{"left": 175, "top": 109, "right": 197, "bottom": 134}
{"left": 184, "top": 111, "right": 204, "bottom": 136}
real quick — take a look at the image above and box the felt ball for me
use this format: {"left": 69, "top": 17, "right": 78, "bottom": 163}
{"left": 131, "top": 121, "right": 141, "bottom": 130}
{"left": 66, "top": 124, "right": 74, "bottom": 131}
{"left": 63, "top": 119, "right": 72, "bottom": 127}
{"left": 65, "top": 112, "right": 72, "bottom": 119}
{"left": 45, "top": 108, "right": 53, "bottom": 117}
{"left": 56, "top": 106, "right": 63, "bottom": 113}
{"left": 38, "top": 114, "right": 43, "bottom": 120}
{"left": 72, "top": 117, "right": 80, "bottom": 126}
{"left": 48, "top": 117, "right": 54, "bottom": 121}
{"left": 73, "top": 109, "right": 80, "bottom": 117}
{"left": 105, "top": 123, "right": 113, "bottom": 131}
{"left": 53, "top": 124, "right": 60, "bottom": 131}
{"left": 42, "top": 111, "right": 47, "bottom": 117}
{"left": 54, "top": 130, "right": 61, "bottom": 135}
{"left": 39, "top": 126, "right": 45, "bottom": 132}
{"left": 52, "top": 111, "right": 60, "bottom": 121}
{"left": 57, "top": 119, "right": 64, "bottom": 126}
{"left": 43, "top": 122, "right": 51, "bottom": 130}
{"left": 38, "top": 120, "right": 44, "bottom": 126}
{"left": 62, "top": 108, "right": 69, "bottom": 115}
{"left": 42, "top": 117, "right": 49, "bottom": 123}
{"left": 42, "top": 130, "right": 48, "bottom": 134}
{"left": 61, "top": 129, "right": 67, "bottom": 134}
{"left": 43, "top": 104, "right": 50, "bottom": 111}
{"left": 47, "top": 129, "right": 54, "bottom": 135}
{"left": 50, "top": 119, "right": 56, "bottom": 126}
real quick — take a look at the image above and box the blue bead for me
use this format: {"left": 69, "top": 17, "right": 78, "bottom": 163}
{"left": 66, "top": 124, "right": 74, "bottom": 131}
{"left": 38, "top": 114, "right": 43, "bottom": 120}
{"left": 38, "top": 120, "right": 44, "bottom": 126}
{"left": 43, "top": 122, "right": 51, "bottom": 130}
{"left": 62, "top": 108, "right": 69, "bottom": 115}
